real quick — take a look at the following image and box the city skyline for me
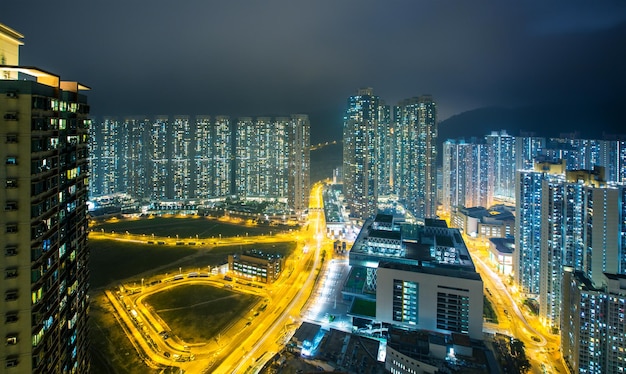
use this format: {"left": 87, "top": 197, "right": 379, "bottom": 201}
{"left": 4, "top": 1, "right": 625, "bottom": 142}
{"left": 3, "top": 4, "right": 626, "bottom": 371}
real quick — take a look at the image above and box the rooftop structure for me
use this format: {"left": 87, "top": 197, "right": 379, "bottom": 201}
{"left": 346, "top": 214, "right": 483, "bottom": 340}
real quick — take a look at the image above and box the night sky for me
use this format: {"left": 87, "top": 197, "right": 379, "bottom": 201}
{"left": 4, "top": 1, "right": 626, "bottom": 142}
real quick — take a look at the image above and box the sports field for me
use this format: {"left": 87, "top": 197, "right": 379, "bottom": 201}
{"left": 92, "top": 216, "right": 284, "bottom": 239}
{"left": 145, "top": 284, "right": 261, "bottom": 343}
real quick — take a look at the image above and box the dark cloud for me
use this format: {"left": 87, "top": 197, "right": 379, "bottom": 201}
{"left": 4, "top": 1, "right": 625, "bottom": 142}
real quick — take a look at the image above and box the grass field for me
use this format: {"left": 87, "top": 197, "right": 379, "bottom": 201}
{"left": 145, "top": 284, "right": 261, "bottom": 343}
{"left": 484, "top": 295, "right": 499, "bottom": 323}
{"left": 88, "top": 217, "right": 296, "bottom": 373}
{"left": 92, "top": 216, "right": 281, "bottom": 239}
{"left": 89, "top": 239, "right": 296, "bottom": 289}
{"left": 89, "top": 240, "right": 196, "bottom": 289}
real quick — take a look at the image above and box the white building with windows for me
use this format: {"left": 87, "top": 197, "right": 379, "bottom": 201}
{"left": 376, "top": 262, "right": 484, "bottom": 340}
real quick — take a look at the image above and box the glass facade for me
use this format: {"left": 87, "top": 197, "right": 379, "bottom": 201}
{"left": 392, "top": 280, "right": 418, "bottom": 325}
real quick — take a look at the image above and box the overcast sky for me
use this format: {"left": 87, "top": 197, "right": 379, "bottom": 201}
{"left": 4, "top": 1, "right": 625, "bottom": 141}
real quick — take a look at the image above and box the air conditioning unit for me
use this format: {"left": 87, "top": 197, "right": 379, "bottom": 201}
{"left": 5, "top": 357, "right": 18, "bottom": 368}
{"left": 5, "top": 290, "right": 18, "bottom": 301}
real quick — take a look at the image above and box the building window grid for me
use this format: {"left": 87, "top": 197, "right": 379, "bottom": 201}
{"left": 436, "top": 292, "right": 470, "bottom": 333}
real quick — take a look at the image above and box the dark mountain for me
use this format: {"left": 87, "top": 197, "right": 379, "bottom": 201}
{"left": 439, "top": 104, "right": 624, "bottom": 141}
{"left": 309, "top": 103, "right": 624, "bottom": 175}
{"left": 310, "top": 143, "right": 342, "bottom": 183}
{"left": 437, "top": 104, "right": 625, "bottom": 165}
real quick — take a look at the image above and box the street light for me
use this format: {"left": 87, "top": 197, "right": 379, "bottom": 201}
{"left": 141, "top": 278, "right": 144, "bottom": 290}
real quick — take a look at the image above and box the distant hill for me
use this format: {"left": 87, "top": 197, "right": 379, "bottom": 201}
{"left": 437, "top": 104, "right": 624, "bottom": 165}
{"left": 310, "top": 142, "right": 342, "bottom": 183}
{"left": 309, "top": 104, "right": 624, "bottom": 174}
{"left": 439, "top": 104, "right": 624, "bottom": 141}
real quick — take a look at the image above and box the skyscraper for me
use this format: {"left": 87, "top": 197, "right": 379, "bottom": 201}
{"left": 287, "top": 114, "right": 310, "bottom": 214}
{"left": 1, "top": 23, "right": 91, "bottom": 372}
{"left": 486, "top": 130, "right": 516, "bottom": 202}
{"left": 148, "top": 115, "right": 169, "bottom": 200}
{"left": 442, "top": 138, "right": 493, "bottom": 213}
{"left": 515, "top": 160, "right": 567, "bottom": 296}
{"left": 120, "top": 116, "right": 149, "bottom": 199}
{"left": 516, "top": 160, "right": 626, "bottom": 329}
{"left": 515, "top": 135, "right": 545, "bottom": 172}
{"left": 561, "top": 269, "right": 626, "bottom": 373}
{"left": 193, "top": 115, "right": 213, "bottom": 199}
{"left": 376, "top": 101, "right": 392, "bottom": 197}
{"left": 171, "top": 115, "right": 192, "bottom": 199}
{"left": 599, "top": 139, "right": 626, "bottom": 183}
{"left": 394, "top": 95, "right": 438, "bottom": 219}
{"left": 89, "top": 117, "right": 119, "bottom": 196}
{"left": 213, "top": 115, "right": 232, "bottom": 197}
{"left": 343, "top": 88, "right": 379, "bottom": 220}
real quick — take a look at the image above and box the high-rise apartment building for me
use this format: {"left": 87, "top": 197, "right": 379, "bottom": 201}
{"left": 88, "top": 116, "right": 149, "bottom": 199}
{"left": 561, "top": 269, "right": 626, "bottom": 373}
{"left": 486, "top": 130, "right": 516, "bottom": 202}
{"left": 516, "top": 160, "right": 626, "bottom": 329}
{"left": 515, "top": 135, "right": 545, "bottom": 172}
{"left": 544, "top": 137, "right": 603, "bottom": 172}
{"left": 89, "top": 113, "right": 308, "bottom": 211}
{"left": 193, "top": 115, "right": 213, "bottom": 199}
{"left": 148, "top": 115, "right": 169, "bottom": 200}
{"left": 235, "top": 117, "right": 258, "bottom": 197}
{"left": 599, "top": 139, "right": 626, "bottom": 183}
{"left": 442, "top": 138, "right": 493, "bottom": 213}
{"left": 213, "top": 115, "right": 232, "bottom": 197}
{"left": 583, "top": 181, "right": 626, "bottom": 287}
{"left": 538, "top": 169, "right": 589, "bottom": 328}
{"left": 394, "top": 96, "right": 438, "bottom": 219}
{"left": 515, "top": 160, "right": 567, "bottom": 296}
{"left": 120, "top": 117, "right": 149, "bottom": 198}
{"left": 89, "top": 117, "right": 119, "bottom": 196}
{"left": 288, "top": 114, "right": 310, "bottom": 214}
{"left": 171, "top": 115, "right": 192, "bottom": 199}
{"left": 1, "top": 23, "right": 91, "bottom": 373}
{"left": 376, "top": 102, "right": 392, "bottom": 196}
{"left": 343, "top": 88, "right": 379, "bottom": 220}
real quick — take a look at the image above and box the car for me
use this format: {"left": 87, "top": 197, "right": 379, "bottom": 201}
{"left": 164, "top": 352, "right": 170, "bottom": 358}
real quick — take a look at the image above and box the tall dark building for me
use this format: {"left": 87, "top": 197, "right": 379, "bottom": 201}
{"left": 394, "top": 95, "right": 438, "bottom": 219}
{"left": 1, "top": 23, "right": 91, "bottom": 373}
{"left": 343, "top": 88, "right": 379, "bottom": 220}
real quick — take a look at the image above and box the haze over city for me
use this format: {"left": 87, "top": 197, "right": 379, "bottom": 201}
{"left": 4, "top": 1, "right": 625, "bottom": 142}
{"left": 2, "top": 2, "right": 626, "bottom": 374}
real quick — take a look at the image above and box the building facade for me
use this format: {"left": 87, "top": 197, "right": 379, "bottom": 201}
{"left": 348, "top": 215, "right": 483, "bottom": 340}
{"left": 516, "top": 160, "right": 626, "bottom": 330}
{"left": 228, "top": 250, "right": 284, "bottom": 283}
{"left": 343, "top": 88, "right": 379, "bottom": 220}
{"left": 442, "top": 139, "right": 493, "bottom": 214}
{"left": 485, "top": 130, "right": 516, "bottom": 202}
{"left": 1, "top": 23, "right": 91, "bottom": 373}
{"left": 394, "top": 96, "right": 438, "bottom": 219}
{"left": 89, "top": 114, "right": 309, "bottom": 212}
{"left": 561, "top": 269, "right": 626, "bottom": 373}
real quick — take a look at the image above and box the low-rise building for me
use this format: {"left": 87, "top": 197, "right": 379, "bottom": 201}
{"left": 488, "top": 237, "right": 515, "bottom": 276}
{"left": 451, "top": 205, "right": 515, "bottom": 239}
{"left": 228, "top": 250, "right": 284, "bottom": 283}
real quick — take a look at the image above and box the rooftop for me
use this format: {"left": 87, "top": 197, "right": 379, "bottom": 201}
{"left": 489, "top": 237, "right": 515, "bottom": 254}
